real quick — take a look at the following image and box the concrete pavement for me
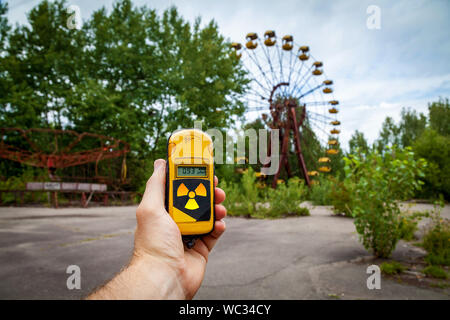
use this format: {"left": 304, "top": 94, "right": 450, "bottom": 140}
{"left": 0, "top": 203, "right": 448, "bottom": 299}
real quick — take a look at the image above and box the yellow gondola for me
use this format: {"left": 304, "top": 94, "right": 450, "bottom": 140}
{"left": 313, "top": 61, "right": 323, "bottom": 68}
{"left": 255, "top": 172, "right": 267, "bottom": 178}
{"left": 329, "top": 108, "right": 338, "bottom": 114}
{"left": 246, "top": 32, "right": 258, "bottom": 49}
{"left": 318, "top": 157, "right": 331, "bottom": 163}
{"left": 264, "top": 30, "right": 276, "bottom": 46}
{"left": 231, "top": 42, "right": 242, "bottom": 50}
{"left": 282, "top": 35, "right": 293, "bottom": 51}
{"left": 246, "top": 32, "right": 258, "bottom": 40}
{"left": 328, "top": 140, "right": 338, "bottom": 145}
{"left": 299, "top": 53, "right": 309, "bottom": 61}
{"left": 298, "top": 46, "right": 309, "bottom": 61}
{"left": 308, "top": 171, "right": 319, "bottom": 177}
{"left": 329, "top": 100, "right": 339, "bottom": 105}
{"left": 299, "top": 46, "right": 309, "bottom": 52}
{"left": 235, "top": 156, "right": 248, "bottom": 164}
{"left": 330, "top": 129, "right": 340, "bottom": 134}
{"left": 246, "top": 41, "right": 257, "bottom": 49}
{"left": 326, "top": 149, "right": 339, "bottom": 155}
{"left": 331, "top": 120, "right": 341, "bottom": 126}
{"left": 323, "top": 80, "right": 333, "bottom": 85}
{"left": 319, "top": 166, "right": 331, "bottom": 173}
{"left": 231, "top": 42, "right": 242, "bottom": 59}
{"left": 323, "top": 87, "right": 333, "bottom": 94}
{"left": 312, "top": 69, "right": 323, "bottom": 76}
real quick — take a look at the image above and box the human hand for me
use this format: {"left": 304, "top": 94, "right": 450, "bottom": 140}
{"left": 88, "top": 159, "right": 226, "bottom": 300}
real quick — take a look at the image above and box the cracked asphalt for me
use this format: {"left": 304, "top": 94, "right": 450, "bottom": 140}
{"left": 0, "top": 203, "right": 448, "bottom": 300}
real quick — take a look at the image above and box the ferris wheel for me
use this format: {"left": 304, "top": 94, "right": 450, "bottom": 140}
{"left": 231, "top": 31, "right": 341, "bottom": 187}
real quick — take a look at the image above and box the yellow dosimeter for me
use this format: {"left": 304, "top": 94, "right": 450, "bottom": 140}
{"left": 165, "top": 129, "right": 215, "bottom": 247}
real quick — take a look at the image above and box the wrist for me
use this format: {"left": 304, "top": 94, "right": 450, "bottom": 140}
{"left": 131, "top": 253, "right": 187, "bottom": 299}
{"left": 88, "top": 254, "right": 187, "bottom": 300}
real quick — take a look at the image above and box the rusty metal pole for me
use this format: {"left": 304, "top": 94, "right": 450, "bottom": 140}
{"left": 271, "top": 115, "right": 291, "bottom": 188}
{"left": 289, "top": 106, "right": 311, "bottom": 187}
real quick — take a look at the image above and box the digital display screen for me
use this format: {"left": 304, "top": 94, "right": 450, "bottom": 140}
{"left": 177, "top": 166, "right": 207, "bottom": 177}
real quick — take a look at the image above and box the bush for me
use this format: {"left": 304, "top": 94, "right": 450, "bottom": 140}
{"left": 220, "top": 169, "right": 309, "bottom": 218}
{"left": 260, "top": 178, "right": 309, "bottom": 218}
{"left": 380, "top": 261, "right": 406, "bottom": 275}
{"left": 422, "top": 202, "right": 450, "bottom": 266}
{"left": 329, "top": 179, "right": 354, "bottom": 217}
{"left": 0, "top": 167, "right": 47, "bottom": 205}
{"left": 398, "top": 216, "right": 419, "bottom": 241}
{"left": 308, "top": 177, "right": 333, "bottom": 205}
{"left": 423, "top": 265, "right": 448, "bottom": 279}
{"left": 344, "top": 146, "right": 426, "bottom": 258}
{"left": 220, "top": 168, "right": 258, "bottom": 217}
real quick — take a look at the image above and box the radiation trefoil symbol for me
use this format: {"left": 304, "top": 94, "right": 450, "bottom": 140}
{"left": 177, "top": 182, "right": 207, "bottom": 210}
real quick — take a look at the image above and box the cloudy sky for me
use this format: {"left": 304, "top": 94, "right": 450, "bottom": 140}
{"left": 5, "top": 0, "right": 450, "bottom": 149}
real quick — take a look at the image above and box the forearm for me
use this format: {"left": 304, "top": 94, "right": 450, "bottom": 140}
{"left": 87, "top": 256, "right": 186, "bottom": 300}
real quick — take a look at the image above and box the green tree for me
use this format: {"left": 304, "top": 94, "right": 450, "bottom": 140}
{"left": 374, "top": 107, "right": 426, "bottom": 151}
{"left": 348, "top": 130, "right": 370, "bottom": 155}
{"left": 398, "top": 108, "right": 427, "bottom": 147}
{"left": 0, "top": 0, "right": 86, "bottom": 129}
{"left": 0, "top": 0, "right": 249, "bottom": 190}
{"left": 413, "top": 129, "right": 450, "bottom": 199}
{"left": 374, "top": 116, "right": 401, "bottom": 151}
{"left": 428, "top": 98, "right": 450, "bottom": 136}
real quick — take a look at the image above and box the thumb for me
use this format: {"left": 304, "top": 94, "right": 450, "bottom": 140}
{"left": 137, "top": 159, "right": 167, "bottom": 217}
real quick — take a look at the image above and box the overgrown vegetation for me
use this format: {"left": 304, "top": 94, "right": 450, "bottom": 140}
{"left": 349, "top": 99, "right": 450, "bottom": 201}
{"left": 220, "top": 168, "right": 309, "bottom": 218}
{"left": 343, "top": 146, "right": 426, "bottom": 258}
{"left": 307, "top": 177, "right": 333, "bottom": 206}
{"left": 421, "top": 202, "right": 450, "bottom": 266}
{"left": 380, "top": 261, "right": 406, "bottom": 275}
{"left": 422, "top": 265, "right": 448, "bottom": 280}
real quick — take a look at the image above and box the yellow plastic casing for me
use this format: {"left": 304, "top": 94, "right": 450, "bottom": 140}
{"left": 166, "top": 129, "right": 214, "bottom": 236}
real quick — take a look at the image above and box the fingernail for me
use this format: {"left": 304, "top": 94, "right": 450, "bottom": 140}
{"left": 154, "top": 159, "right": 164, "bottom": 170}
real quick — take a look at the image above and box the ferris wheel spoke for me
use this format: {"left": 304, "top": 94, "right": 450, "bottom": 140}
{"left": 307, "top": 110, "right": 336, "bottom": 121}
{"left": 303, "top": 101, "right": 330, "bottom": 106}
{"left": 296, "top": 83, "right": 325, "bottom": 100}
{"left": 246, "top": 88, "right": 268, "bottom": 100}
{"left": 288, "top": 57, "right": 306, "bottom": 94}
{"left": 309, "top": 119, "right": 335, "bottom": 142}
{"left": 296, "top": 72, "right": 316, "bottom": 95}
{"left": 245, "top": 97, "right": 269, "bottom": 107}
{"left": 247, "top": 106, "right": 271, "bottom": 112}
{"left": 302, "top": 124, "right": 328, "bottom": 146}
{"left": 288, "top": 64, "right": 313, "bottom": 96}
{"left": 247, "top": 49, "right": 275, "bottom": 91}
{"left": 257, "top": 38, "right": 279, "bottom": 87}
{"left": 308, "top": 121, "right": 332, "bottom": 142}
{"left": 240, "top": 61, "right": 273, "bottom": 95}
{"left": 306, "top": 115, "right": 331, "bottom": 126}
{"left": 275, "top": 41, "right": 285, "bottom": 86}
{"left": 286, "top": 49, "right": 298, "bottom": 95}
